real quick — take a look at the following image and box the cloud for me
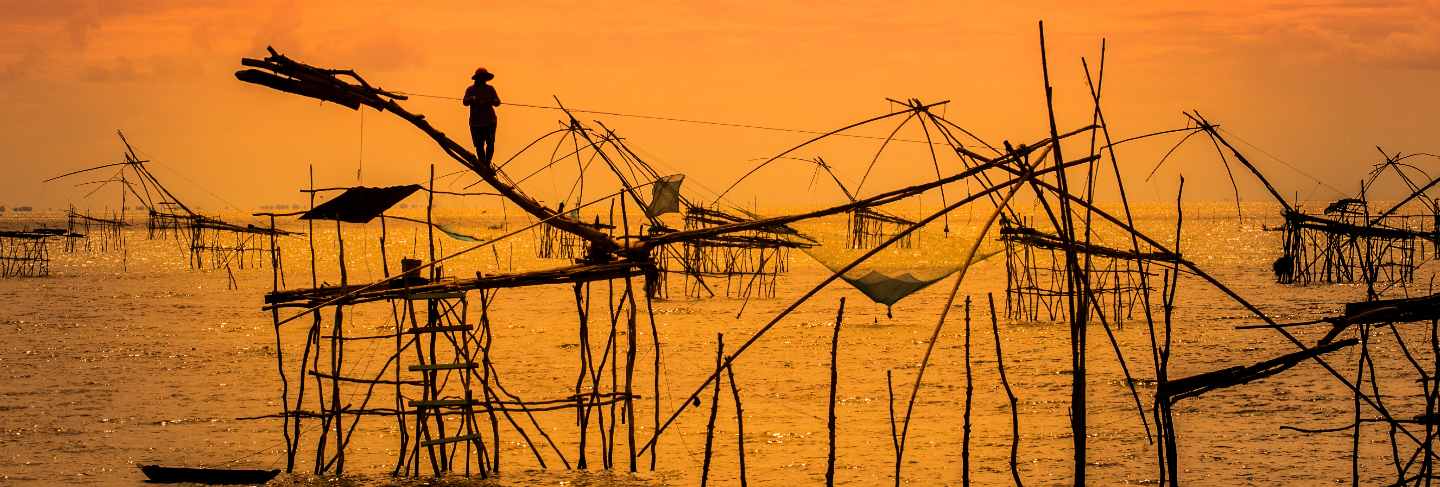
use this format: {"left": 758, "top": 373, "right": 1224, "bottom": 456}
{"left": 333, "top": 34, "right": 428, "bottom": 73}
{"left": 79, "top": 56, "right": 141, "bottom": 82}
{"left": 1108, "top": 0, "right": 1440, "bottom": 70}
{"left": 0, "top": 0, "right": 301, "bottom": 83}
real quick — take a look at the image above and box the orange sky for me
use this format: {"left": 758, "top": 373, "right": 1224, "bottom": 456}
{"left": 2, "top": 1, "right": 1438, "bottom": 212}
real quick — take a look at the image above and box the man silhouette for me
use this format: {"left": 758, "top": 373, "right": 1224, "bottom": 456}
{"left": 463, "top": 67, "right": 500, "bottom": 163}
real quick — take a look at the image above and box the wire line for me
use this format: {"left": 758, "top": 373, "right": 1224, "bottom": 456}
{"left": 394, "top": 90, "right": 974, "bottom": 146}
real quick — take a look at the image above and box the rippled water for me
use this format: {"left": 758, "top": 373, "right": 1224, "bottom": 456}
{"left": 0, "top": 202, "right": 1433, "bottom": 486}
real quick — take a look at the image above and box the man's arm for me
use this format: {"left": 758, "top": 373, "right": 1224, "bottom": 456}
{"left": 462, "top": 86, "right": 474, "bottom": 106}
{"left": 490, "top": 86, "right": 501, "bottom": 107}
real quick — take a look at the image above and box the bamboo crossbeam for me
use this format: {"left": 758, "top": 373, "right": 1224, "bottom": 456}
{"left": 1000, "top": 223, "right": 1180, "bottom": 262}
{"left": 851, "top": 207, "right": 915, "bottom": 226}
{"left": 1162, "top": 338, "right": 1357, "bottom": 402}
{"left": 408, "top": 363, "right": 478, "bottom": 372}
{"left": 410, "top": 398, "right": 478, "bottom": 408}
{"left": 65, "top": 211, "right": 128, "bottom": 226}
{"left": 264, "top": 260, "right": 643, "bottom": 308}
{"left": 1340, "top": 293, "right": 1440, "bottom": 326}
{"left": 407, "top": 325, "right": 474, "bottom": 334}
{"left": 420, "top": 434, "right": 484, "bottom": 447}
{"left": 645, "top": 153, "right": 1099, "bottom": 249}
{"left": 675, "top": 234, "right": 813, "bottom": 250}
{"left": 309, "top": 370, "right": 423, "bottom": 386}
{"left": 248, "top": 392, "right": 639, "bottom": 421}
{"left": 1285, "top": 210, "right": 1430, "bottom": 241}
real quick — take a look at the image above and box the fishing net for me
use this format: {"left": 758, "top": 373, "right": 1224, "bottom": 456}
{"left": 645, "top": 174, "right": 685, "bottom": 217}
{"left": 788, "top": 204, "right": 1001, "bottom": 315}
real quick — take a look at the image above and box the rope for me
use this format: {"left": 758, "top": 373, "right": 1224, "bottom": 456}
{"left": 122, "top": 145, "right": 240, "bottom": 213}
{"left": 1218, "top": 127, "right": 1348, "bottom": 199}
{"left": 393, "top": 90, "right": 972, "bottom": 146}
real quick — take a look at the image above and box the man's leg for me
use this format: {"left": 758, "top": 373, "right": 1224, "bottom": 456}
{"left": 470, "top": 121, "right": 486, "bottom": 162}
{"left": 482, "top": 123, "right": 497, "bottom": 163}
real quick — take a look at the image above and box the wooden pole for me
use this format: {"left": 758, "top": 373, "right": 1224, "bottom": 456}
{"left": 269, "top": 214, "right": 294, "bottom": 472}
{"left": 645, "top": 282, "right": 662, "bottom": 471}
{"left": 962, "top": 296, "right": 973, "bottom": 487}
{"left": 727, "top": 352, "right": 748, "bottom": 487}
{"left": 574, "top": 283, "right": 591, "bottom": 469}
{"left": 826, "top": 297, "right": 846, "bottom": 487}
{"left": 988, "top": 294, "right": 1023, "bottom": 487}
{"left": 1352, "top": 324, "right": 1368, "bottom": 487}
{"left": 332, "top": 219, "right": 347, "bottom": 474}
{"left": 700, "top": 334, "right": 724, "bottom": 487}
{"left": 624, "top": 276, "right": 640, "bottom": 472}
{"left": 887, "top": 370, "right": 900, "bottom": 486}
{"left": 1037, "top": 21, "right": 1086, "bottom": 485}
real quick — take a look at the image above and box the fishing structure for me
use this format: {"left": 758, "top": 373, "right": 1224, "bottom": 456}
{"left": 1160, "top": 117, "right": 1440, "bottom": 292}
{"left": 251, "top": 168, "right": 632, "bottom": 477}
{"left": 999, "top": 215, "right": 1179, "bottom": 323}
{"left": 0, "top": 229, "right": 70, "bottom": 277}
{"left": 653, "top": 204, "right": 808, "bottom": 299}
{"left": 495, "top": 112, "right": 809, "bottom": 300}
{"left": 847, "top": 207, "right": 917, "bottom": 249}
{"left": 231, "top": 23, "right": 1440, "bottom": 487}
{"left": 45, "top": 131, "right": 293, "bottom": 277}
{"left": 64, "top": 205, "right": 127, "bottom": 254}
{"left": 800, "top": 154, "right": 919, "bottom": 250}
{"left": 1271, "top": 150, "right": 1440, "bottom": 289}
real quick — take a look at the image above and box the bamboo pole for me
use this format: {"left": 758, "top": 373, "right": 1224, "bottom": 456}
{"left": 645, "top": 281, "right": 661, "bottom": 471}
{"left": 624, "top": 276, "right": 640, "bottom": 472}
{"left": 826, "top": 297, "right": 846, "bottom": 487}
{"left": 887, "top": 369, "right": 899, "bottom": 485}
{"left": 701, "top": 334, "right": 724, "bottom": 487}
{"left": 962, "top": 296, "right": 973, "bottom": 487}
{"left": 727, "top": 353, "right": 748, "bottom": 487}
{"left": 1037, "top": 22, "right": 1087, "bottom": 485}
{"left": 989, "top": 293, "right": 1023, "bottom": 487}
{"left": 269, "top": 214, "right": 294, "bottom": 472}
{"left": 574, "top": 282, "right": 591, "bottom": 469}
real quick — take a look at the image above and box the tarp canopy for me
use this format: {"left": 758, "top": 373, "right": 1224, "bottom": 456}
{"left": 302, "top": 185, "right": 422, "bottom": 223}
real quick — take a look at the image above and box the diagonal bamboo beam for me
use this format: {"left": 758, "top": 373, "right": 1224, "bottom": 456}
{"left": 236, "top": 48, "right": 620, "bottom": 258}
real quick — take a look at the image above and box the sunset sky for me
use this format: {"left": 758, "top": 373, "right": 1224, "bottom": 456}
{"left": 2, "top": 1, "right": 1437, "bottom": 211}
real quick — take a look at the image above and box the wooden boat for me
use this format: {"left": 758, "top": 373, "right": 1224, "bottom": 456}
{"left": 138, "top": 464, "right": 280, "bottom": 484}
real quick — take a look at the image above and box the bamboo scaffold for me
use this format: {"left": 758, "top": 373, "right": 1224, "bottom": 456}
{"left": 1161, "top": 114, "right": 1440, "bottom": 292}
{"left": 1271, "top": 150, "right": 1440, "bottom": 289}
{"left": 233, "top": 24, "right": 1440, "bottom": 485}
{"left": 999, "top": 215, "right": 1179, "bottom": 324}
{"left": 44, "top": 131, "right": 295, "bottom": 274}
{"left": 64, "top": 206, "right": 127, "bottom": 254}
{"left": 253, "top": 167, "right": 655, "bottom": 477}
{"left": 787, "top": 154, "right": 919, "bottom": 250}
{"left": 650, "top": 205, "right": 810, "bottom": 300}
{"left": 486, "top": 104, "right": 812, "bottom": 300}
{"left": 0, "top": 229, "right": 71, "bottom": 277}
